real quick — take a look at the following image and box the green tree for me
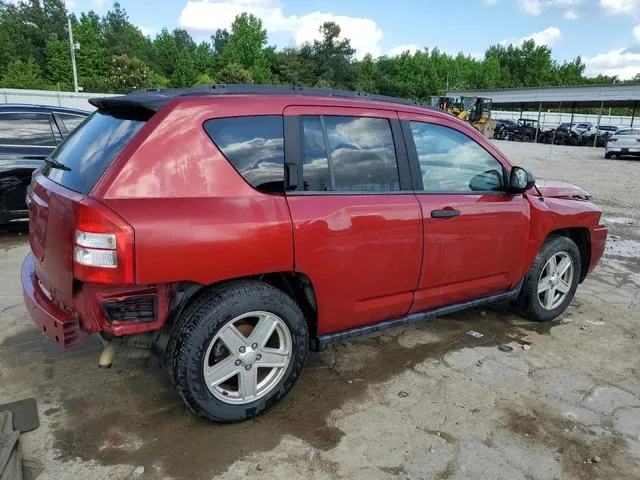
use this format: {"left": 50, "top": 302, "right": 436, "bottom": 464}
{"left": 106, "top": 54, "right": 152, "bottom": 93}
{"left": 194, "top": 41, "right": 214, "bottom": 76}
{"left": 44, "top": 34, "right": 71, "bottom": 88}
{"left": 307, "top": 22, "right": 355, "bottom": 88}
{"left": 216, "top": 62, "right": 254, "bottom": 84}
{"left": 170, "top": 49, "right": 198, "bottom": 87}
{"left": 103, "top": 2, "right": 151, "bottom": 63}
{"left": 74, "top": 12, "right": 106, "bottom": 89}
{"left": 217, "top": 13, "right": 272, "bottom": 83}
{"left": 0, "top": 57, "right": 44, "bottom": 89}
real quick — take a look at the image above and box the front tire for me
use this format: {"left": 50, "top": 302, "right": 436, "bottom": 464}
{"left": 517, "top": 235, "right": 581, "bottom": 322}
{"left": 167, "top": 281, "right": 309, "bottom": 422}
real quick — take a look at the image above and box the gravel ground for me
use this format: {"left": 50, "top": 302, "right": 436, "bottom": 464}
{"left": 1, "top": 141, "right": 639, "bottom": 480}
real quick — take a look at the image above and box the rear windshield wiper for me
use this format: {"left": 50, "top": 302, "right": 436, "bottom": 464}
{"left": 44, "top": 157, "right": 71, "bottom": 171}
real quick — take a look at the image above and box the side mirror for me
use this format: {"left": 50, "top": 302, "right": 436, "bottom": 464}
{"left": 509, "top": 166, "right": 536, "bottom": 194}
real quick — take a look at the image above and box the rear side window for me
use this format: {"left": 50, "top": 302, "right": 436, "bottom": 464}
{"left": 300, "top": 115, "right": 400, "bottom": 192}
{"left": 204, "top": 116, "right": 284, "bottom": 193}
{"left": 43, "top": 111, "right": 145, "bottom": 194}
{"left": 58, "top": 113, "right": 87, "bottom": 133}
{"left": 0, "top": 112, "right": 57, "bottom": 146}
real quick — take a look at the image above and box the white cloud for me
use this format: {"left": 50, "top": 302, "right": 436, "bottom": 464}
{"left": 585, "top": 47, "right": 640, "bottom": 78}
{"left": 500, "top": 26, "right": 562, "bottom": 46}
{"left": 483, "top": 0, "right": 500, "bottom": 5}
{"left": 564, "top": 8, "right": 579, "bottom": 18}
{"left": 387, "top": 44, "right": 422, "bottom": 56}
{"left": 65, "top": 0, "right": 77, "bottom": 8}
{"left": 93, "top": 0, "right": 106, "bottom": 9}
{"left": 179, "top": 0, "right": 384, "bottom": 58}
{"left": 139, "top": 26, "right": 155, "bottom": 37}
{"left": 634, "top": 23, "right": 640, "bottom": 40}
{"left": 519, "top": 0, "right": 543, "bottom": 14}
{"left": 600, "top": 0, "right": 640, "bottom": 15}
{"left": 517, "top": 0, "right": 584, "bottom": 16}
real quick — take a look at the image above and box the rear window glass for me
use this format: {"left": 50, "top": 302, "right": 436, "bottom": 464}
{"left": 615, "top": 129, "right": 640, "bottom": 136}
{"left": 43, "top": 111, "right": 145, "bottom": 194}
{"left": 204, "top": 116, "right": 284, "bottom": 193}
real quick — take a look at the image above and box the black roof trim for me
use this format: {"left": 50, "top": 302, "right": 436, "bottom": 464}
{"left": 0, "top": 104, "right": 89, "bottom": 115}
{"left": 90, "top": 84, "right": 437, "bottom": 113}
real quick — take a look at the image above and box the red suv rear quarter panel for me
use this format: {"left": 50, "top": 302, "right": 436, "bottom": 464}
{"left": 93, "top": 98, "right": 293, "bottom": 285}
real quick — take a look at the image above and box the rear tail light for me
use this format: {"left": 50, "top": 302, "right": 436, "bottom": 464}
{"left": 608, "top": 137, "right": 618, "bottom": 142}
{"left": 73, "top": 199, "right": 134, "bottom": 284}
{"left": 636, "top": 138, "right": 640, "bottom": 142}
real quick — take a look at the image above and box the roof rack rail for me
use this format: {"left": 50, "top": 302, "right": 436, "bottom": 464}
{"left": 181, "top": 84, "right": 434, "bottom": 109}
{"left": 90, "top": 84, "right": 436, "bottom": 113}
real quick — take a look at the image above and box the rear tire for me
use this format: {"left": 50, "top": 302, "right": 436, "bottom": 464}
{"left": 516, "top": 235, "right": 581, "bottom": 322}
{"left": 167, "top": 280, "right": 309, "bottom": 422}
{"left": 605, "top": 152, "right": 612, "bottom": 159}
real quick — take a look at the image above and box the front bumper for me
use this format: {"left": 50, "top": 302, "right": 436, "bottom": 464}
{"left": 587, "top": 225, "right": 608, "bottom": 276}
{"left": 22, "top": 253, "right": 86, "bottom": 349}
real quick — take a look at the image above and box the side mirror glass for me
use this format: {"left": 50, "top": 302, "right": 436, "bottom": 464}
{"left": 469, "top": 169, "right": 502, "bottom": 192}
{"left": 510, "top": 166, "right": 535, "bottom": 193}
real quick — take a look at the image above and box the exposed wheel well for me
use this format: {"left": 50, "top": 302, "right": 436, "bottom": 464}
{"left": 161, "top": 272, "right": 319, "bottom": 351}
{"left": 549, "top": 227, "right": 590, "bottom": 282}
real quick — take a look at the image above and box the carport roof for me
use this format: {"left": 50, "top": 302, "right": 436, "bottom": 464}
{"left": 446, "top": 84, "right": 640, "bottom": 109}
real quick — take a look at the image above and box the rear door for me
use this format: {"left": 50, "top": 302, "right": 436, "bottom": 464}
{"left": 284, "top": 106, "right": 422, "bottom": 335}
{"left": 400, "top": 112, "right": 530, "bottom": 311}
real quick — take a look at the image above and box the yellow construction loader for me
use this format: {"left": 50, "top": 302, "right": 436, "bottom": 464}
{"left": 430, "top": 96, "right": 495, "bottom": 138}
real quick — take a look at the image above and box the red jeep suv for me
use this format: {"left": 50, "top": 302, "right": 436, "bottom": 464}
{"left": 22, "top": 85, "right": 607, "bottom": 422}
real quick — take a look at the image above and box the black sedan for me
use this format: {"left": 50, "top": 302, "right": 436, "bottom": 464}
{"left": 0, "top": 104, "right": 88, "bottom": 225}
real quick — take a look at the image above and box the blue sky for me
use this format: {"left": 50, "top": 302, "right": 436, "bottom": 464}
{"left": 66, "top": 0, "right": 640, "bottom": 79}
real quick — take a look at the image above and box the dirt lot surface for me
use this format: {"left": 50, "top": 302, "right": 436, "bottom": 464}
{"left": 1, "top": 141, "right": 639, "bottom": 480}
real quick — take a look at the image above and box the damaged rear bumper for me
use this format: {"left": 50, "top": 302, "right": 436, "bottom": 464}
{"left": 21, "top": 253, "right": 86, "bottom": 349}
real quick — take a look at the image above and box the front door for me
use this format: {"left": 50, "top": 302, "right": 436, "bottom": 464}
{"left": 400, "top": 112, "right": 530, "bottom": 312}
{"left": 284, "top": 106, "right": 423, "bottom": 335}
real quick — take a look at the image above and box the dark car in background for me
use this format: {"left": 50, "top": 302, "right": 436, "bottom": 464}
{"left": 493, "top": 119, "right": 517, "bottom": 139}
{"left": 0, "top": 104, "right": 88, "bottom": 225}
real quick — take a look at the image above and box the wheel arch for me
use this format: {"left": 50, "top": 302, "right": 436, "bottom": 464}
{"left": 547, "top": 227, "right": 590, "bottom": 282}
{"left": 156, "top": 271, "right": 320, "bottom": 357}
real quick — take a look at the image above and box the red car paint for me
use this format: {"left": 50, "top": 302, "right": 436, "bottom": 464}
{"left": 22, "top": 93, "right": 607, "bottom": 349}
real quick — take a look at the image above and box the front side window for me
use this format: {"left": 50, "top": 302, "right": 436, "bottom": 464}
{"left": 410, "top": 121, "right": 504, "bottom": 193}
{"left": 300, "top": 115, "right": 400, "bottom": 192}
{"left": 0, "top": 112, "right": 57, "bottom": 147}
{"left": 204, "top": 116, "right": 284, "bottom": 193}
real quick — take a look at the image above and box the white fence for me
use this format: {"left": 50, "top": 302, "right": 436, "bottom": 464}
{"left": 0, "top": 88, "right": 116, "bottom": 111}
{"left": 492, "top": 110, "right": 635, "bottom": 131}
{"left": 2, "top": 88, "right": 637, "bottom": 131}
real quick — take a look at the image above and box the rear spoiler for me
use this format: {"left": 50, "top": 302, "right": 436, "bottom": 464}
{"left": 89, "top": 91, "right": 173, "bottom": 120}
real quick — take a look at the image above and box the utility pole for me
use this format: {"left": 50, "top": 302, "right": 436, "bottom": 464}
{"left": 68, "top": 16, "right": 79, "bottom": 93}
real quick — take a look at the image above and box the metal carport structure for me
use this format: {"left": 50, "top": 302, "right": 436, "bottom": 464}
{"left": 446, "top": 84, "right": 640, "bottom": 145}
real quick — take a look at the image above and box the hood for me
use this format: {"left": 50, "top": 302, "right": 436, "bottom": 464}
{"left": 534, "top": 179, "right": 591, "bottom": 200}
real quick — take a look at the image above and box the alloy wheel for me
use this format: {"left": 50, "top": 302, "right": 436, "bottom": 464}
{"left": 202, "top": 311, "right": 292, "bottom": 404}
{"left": 537, "top": 251, "right": 574, "bottom": 310}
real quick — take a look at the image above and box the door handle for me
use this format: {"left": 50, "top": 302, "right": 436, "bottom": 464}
{"left": 431, "top": 209, "right": 461, "bottom": 219}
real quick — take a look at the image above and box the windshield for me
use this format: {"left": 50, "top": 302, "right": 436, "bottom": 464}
{"left": 42, "top": 111, "right": 145, "bottom": 194}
